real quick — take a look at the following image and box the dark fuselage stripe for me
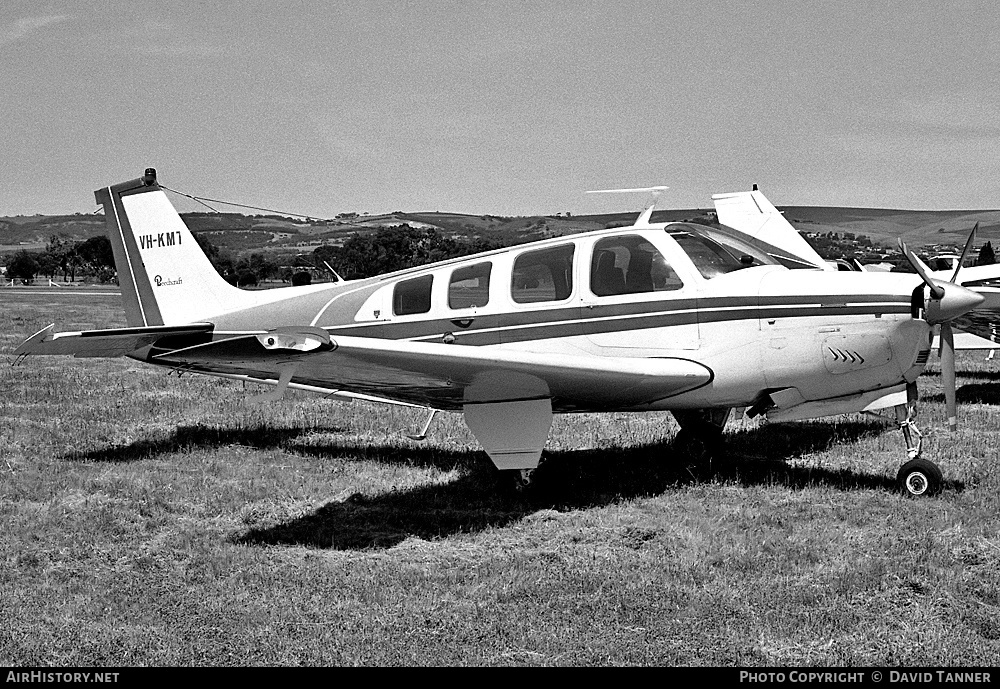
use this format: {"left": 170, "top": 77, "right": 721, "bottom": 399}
{"left": 319, "top": 298, "right": 912, "bottom": 345}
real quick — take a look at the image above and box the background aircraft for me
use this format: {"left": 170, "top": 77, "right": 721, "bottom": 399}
{"left": 14, "top": 170, "right": 986, "bottom": 497}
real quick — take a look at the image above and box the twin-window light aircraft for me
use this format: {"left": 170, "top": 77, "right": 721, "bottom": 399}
{"left": 13, "top": 170, "right": 987, "bottom": 497}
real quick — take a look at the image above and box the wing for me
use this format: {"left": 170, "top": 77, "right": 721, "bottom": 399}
{"left": 17, "top": 323, "right": 713, "bottom": 470}
{"left": 939, "top": 319, "right": 1000, "bottom": 350}
{"left": 151, "top": 330, "right": 713, "bottom": 412}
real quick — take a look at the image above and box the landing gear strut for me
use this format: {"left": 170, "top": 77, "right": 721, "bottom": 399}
{"left": 671, "top": 408, "right": 731, "bottom": 461}
{"left": 894, "top": 387, "right": 942, "bottom": 497}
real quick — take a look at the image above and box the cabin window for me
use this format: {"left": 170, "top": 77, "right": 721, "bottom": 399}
{"left": 590, "top": 235, "right": 682, "bottom": 296}
{"left": 669, "top": 230, "right": 767, "bottom": 279}
{"left": 511, "top": 244, "right": 575, "bottom": 304}
{"left": 393, "top": 275, "right": 433, "bottom": 315}
{"left": 449, "top": 262, "right": 492, "bottom": 309}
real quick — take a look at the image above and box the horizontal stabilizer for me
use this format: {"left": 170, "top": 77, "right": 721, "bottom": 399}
{"left": 14, "top": 323, "right": 213, "bottom": 359}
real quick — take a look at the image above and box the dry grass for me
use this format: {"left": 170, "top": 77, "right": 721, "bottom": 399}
{"left": 1, "top": 291, "right": 999, "bottom": 666}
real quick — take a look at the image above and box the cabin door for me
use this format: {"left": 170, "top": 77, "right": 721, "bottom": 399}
{"left": 580, "top": 234, "right": 699, "bottom": 351}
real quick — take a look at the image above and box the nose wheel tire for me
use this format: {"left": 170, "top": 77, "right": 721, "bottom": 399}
{"left": 897, "top": 458, "right": 943, "bottom": 497}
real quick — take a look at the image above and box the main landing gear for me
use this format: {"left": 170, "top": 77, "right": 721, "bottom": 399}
{"left": 894, "top": 390, "right": 943, "bottom": 497}
{"left": 506, "top": 461, "right": 550, "bottom": 497}
{"left": 511, "top": 468, "right": 536, "bottom": 493}
{"left": 671, "top": 408, "right": 731, "bottom": 462}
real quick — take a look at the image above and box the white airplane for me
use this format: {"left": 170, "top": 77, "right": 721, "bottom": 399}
{"left": 13, "top": 170, "right": 987, "bottom": 497}
{"left": 714, "top": 187, "right": 1000, "bottom": 375}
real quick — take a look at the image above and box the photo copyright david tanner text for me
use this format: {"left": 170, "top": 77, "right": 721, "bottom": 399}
{"left": 740, "top": 671, "right": 992, "bottom": 683}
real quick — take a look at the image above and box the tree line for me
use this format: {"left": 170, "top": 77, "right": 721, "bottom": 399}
{"left": 198, "top": 225, "right": 507, "bottom": 287}
{"left": 3, "top": 225, "right": 507, "bottom": 287}
{"left": 4, "top": 235, "right": 116, "bottom": 283}
{"left": 311, "top": 225, "right": 506, "bottom": 281}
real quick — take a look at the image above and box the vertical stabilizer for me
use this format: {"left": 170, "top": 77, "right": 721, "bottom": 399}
{"left": 95, "top": 170, "right": 262, "bottom": 326}
{"left": 712, "top": 189, "right": 831, "bottom": 270}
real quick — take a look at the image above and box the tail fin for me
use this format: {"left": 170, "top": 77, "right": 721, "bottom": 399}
{"left": 95, "top": 169, "right": 261, "bottom": 326}
{"left": 712, "top": 188, "right": 831, "bottom": 271}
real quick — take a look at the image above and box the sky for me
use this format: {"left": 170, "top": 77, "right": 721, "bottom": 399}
{"left": 3, "top": 0, "right": 1000, "bottom": 218}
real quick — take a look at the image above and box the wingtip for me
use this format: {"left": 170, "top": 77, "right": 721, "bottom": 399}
{"left": 13, "top": 323, "right": 55, "bottom": 356}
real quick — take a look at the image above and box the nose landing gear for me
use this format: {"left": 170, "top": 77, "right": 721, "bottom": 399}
{"left": 894, "top": 387, "right": 942, "bottom": 497}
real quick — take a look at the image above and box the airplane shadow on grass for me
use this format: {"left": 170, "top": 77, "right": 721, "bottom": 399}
{"left": 231, "top": 418, "right": 952, "bottom": 552}
{"left": 921, "top": 368, "right": 1000, "bottom": 380}
{"left": 65, "top": 423, "right": 352, "bottom": 463}
{"left": 920, "top": 383, "right": 1000, "bottom": 405}
{"left": 64, "top": 416, "right": 956, "bottom": 550}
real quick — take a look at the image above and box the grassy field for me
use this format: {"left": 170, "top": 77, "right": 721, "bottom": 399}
{"left": 1, "top": 292, "right": 999, "bottom": 666}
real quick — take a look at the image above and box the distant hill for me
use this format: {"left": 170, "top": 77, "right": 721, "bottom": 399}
{"left": 0, "top": 214, "right": 106, "bottom": 250}
{"left": 4, "top": 205, "right": 999, "bottom": 257}
{"left": 780, "top": 207, "right": 1000, "bottom": 249}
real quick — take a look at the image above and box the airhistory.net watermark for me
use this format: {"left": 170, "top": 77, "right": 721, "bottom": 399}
{"left": 6, "top": 672, "right": 119, "bottom": 683}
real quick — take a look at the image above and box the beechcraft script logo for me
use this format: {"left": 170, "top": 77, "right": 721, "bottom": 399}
{"left": 139, "top": 231, "right": 182, "bottom": 250}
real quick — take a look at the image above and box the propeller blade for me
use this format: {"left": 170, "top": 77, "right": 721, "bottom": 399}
{"left": 898, "top": 238, "right": 945, "bottom": 299}
{"left": 941, "top": 321, "right": 958, "bottom": 432}
{"left": 950, "top": 223, "right": 979, "bottom": 284}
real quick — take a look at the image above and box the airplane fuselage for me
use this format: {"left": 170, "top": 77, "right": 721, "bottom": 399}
{"left": 157, "top": 224, "right": 932, "bottom": 416}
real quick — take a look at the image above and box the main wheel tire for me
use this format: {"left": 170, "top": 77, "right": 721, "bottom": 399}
{"left": 672, "top": 409, "right": 729, "bottom": 462}
{"left": 511, "top": 468, "right": 535, "bottom": 493}
{"left": 673, "top": 427, "right": 724, "bottom": 462}
{"left": 897, "top": 458, "right": 943, "bottom": 497}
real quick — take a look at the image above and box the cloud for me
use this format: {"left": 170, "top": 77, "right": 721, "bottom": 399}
{"left": 0, "top": 15, "right": 69, "bottom": 48}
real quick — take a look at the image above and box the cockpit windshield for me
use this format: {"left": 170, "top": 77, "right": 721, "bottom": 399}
{"left": 667, "top": 225, "right": 777, "bottom": 279}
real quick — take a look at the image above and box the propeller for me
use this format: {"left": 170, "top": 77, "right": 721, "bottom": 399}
{"left": 898, "top": 225, "right": 982, "bottom": 431}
